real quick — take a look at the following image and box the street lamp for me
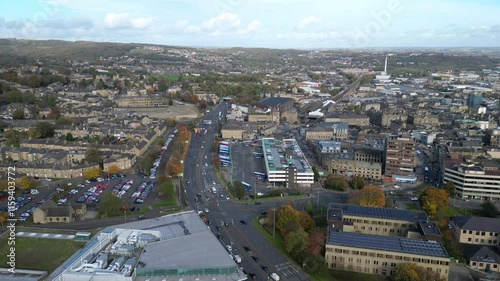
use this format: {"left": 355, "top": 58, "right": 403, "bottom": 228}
{"left": 273, "top": 208, "right": 276, "bottom": 237}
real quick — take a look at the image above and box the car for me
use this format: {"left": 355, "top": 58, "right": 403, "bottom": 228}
{"left": 129, "top": 207, "right": 140, "bottom": 212}
{"left": 216, "top": 225, "right": 222, "bottom": 231}
{"left": 67, "top": 183, "right": 72, "bottom": 186}
{"left": 224, "top": 221, "right": 229, "bottom": 226}
{"left": 248, "top": 273, "right": 257, "bottom": 279}
{"left": 212, "top": 181, "right": 216, "bottom": 185}
{"left": 226, "top": 245, "right": 232, "bottom": 252}
{"left": 410, "top": 197, "right": 419, "bottom": 201}
{"left": 251, "top": 256, "right": 259, "bottom": 262}
{"left": 216, "top": 234, "right": 223, "bottom": 239}
{"left": 243, "top": 246, "right": 251, "bottom": 252}
{"left": 261, "top": 265, "right": 268, "bottom": 271}
{"left": 138, "top": 215, "right": 148, "bottom": 220}
{"left": 240, "top": 220, "right": 247, "bottom": 225}
{"left": 204, "top": 208, "right": 209, "bottom": 213}
{"left": 85, "top": 180, "right": 91, "bottom": 184}
{"left": 269, "top": 272, "right": 280, "bottom": 281}
{"left": 254, "top": 201, "right": 261, "bottom": 205}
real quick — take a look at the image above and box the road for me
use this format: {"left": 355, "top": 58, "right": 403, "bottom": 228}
{"left": 184, "top": 102, "right": 311, "bottom": 281}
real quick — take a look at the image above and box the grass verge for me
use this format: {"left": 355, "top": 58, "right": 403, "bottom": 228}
{"left": 0, "top": 237, "right": 83, "bottom": 274}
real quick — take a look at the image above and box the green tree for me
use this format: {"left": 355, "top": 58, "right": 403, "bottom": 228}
{"left": 324, "top": 175, "right": 348, "bottom": 191}
{"left": 351, "top": 176, "right": 365, "bottom": 189}
{"left": 85, "top": 145, "right": 103, "bottom": 165}
{"left": 479, "top": 201, "right": 499, "bottom": 218}
{"left": 442, "top": 181, "right": 455, "bottom": 196}
{"left": 284, "top": 229, "right": 309, "bottom": 258}
{"left": 12, "top": 109, "right": 25, "bottom": 120}
{"left": 304, "top": 201, "right": 313, "bottom": 215}
{"left": 312, "top": 166, "right": 320, "bottom": 182}
{"left": 35, "top": 122, "right": 55, "bottom": 138}
{"left": 230, "top": 181, "right": 247, "bottom": 200}
{"left": 65, "top": 133, "right": 76, "bottom": 141}
{"left": 98, "top": 192, "right": 122, "bottom": 214}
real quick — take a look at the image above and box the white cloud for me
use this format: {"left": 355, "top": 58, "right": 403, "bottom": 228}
{"left": 297, "top": 16, "right": 322, "bottom": 29}
{"left": 103, "top": 13, "right": 153, "bottom": 29}
{"left": 176, "top": 13, "right": 261, "bottom": 36}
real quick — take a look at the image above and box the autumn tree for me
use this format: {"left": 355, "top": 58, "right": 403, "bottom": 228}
{"left": 107, "top": 165, "right": 120, "bottom": 175}
{"left": 298, "top": 211, "right": 315, "bottom": 232}
{"left": 304, "top": 201, "right": 313, "bottom": 215}
{"left": 83, "top": 167, "right": 102, "bottom": 180}
{"left": 306, "top": 229, "right": 326, "bottom": 256}
{"left": 276, "top": 204, "right": 300, "bottom": 233}
{"left": 284, "top": 228, "right": 309, "bottom": 259}
{"left": 324, "top": 175, "right": 348, "bottom": 191}
{"left": 392, "top": 263, "right": 446, "bottom": 281}
{"left": 442, "top": 181, "right": 455, "bottom": 196}
{"left": 421, "top": 187, "right": 450, "bottom": 216}
{"left": 20, "top": 176, "right": 36, "bottom": 189}
{"left": 359, "top": 186, "right": 386, "bottom": 207}
{"left": 166, "top": 160, "right": 182, "bottom": 177}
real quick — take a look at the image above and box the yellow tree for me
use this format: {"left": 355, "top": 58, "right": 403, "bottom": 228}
{"left": 20, "top": 176, "right": 36, "bottom": 189}
{"left": 83, "top": 167, "right": 102, "bottom": 180}
{"left": 359, "top": 186, "right": 386, "bottom": 207}
{"left": 276, "top": 204, "right": 300, "bottom": 234}
{"left": 421, "top": 187, "right": 449, "bottom": 216}
{"left": 107, "top": 165, "right": 120, "bottom": 175}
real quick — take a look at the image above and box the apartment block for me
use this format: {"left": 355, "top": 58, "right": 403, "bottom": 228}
{"left": 325, "top": 231, "right": 450, "bottom": 280}
{"left": 384, "top": 135, "right": 416, "bottom": 180}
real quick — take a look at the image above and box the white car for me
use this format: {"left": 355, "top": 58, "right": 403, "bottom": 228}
{"left": 30, "top": 189, "right": 39, "bottom": 195}
{"left": 226, "top": 245, "right": 232, "bottom": 252}
{"left": 269, "top": 273, "right": 280, "bottom": 281}
{"left": 204, "top": 208, "right": 209, "bottom": 213}
{"left": 410, "top": 197, "right": 419, "bottom": 201}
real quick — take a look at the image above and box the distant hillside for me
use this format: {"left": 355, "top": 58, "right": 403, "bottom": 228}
{"left": 0, "top": 39, "right": 141, "bottom": 65}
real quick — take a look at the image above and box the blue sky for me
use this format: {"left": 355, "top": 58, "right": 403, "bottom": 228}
{"left": 0, "top": 0, "right": 499, "bottom": 48}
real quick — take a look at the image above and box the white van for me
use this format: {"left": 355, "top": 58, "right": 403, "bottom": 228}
{"left": 233, "top": 255, "right": 241, "bottom": 263}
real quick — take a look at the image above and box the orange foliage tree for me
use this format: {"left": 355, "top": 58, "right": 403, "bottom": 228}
{"left": 421, "top": 187, "right": 449, "bottom": 216}
{"left": 359, "top": 186, "right": 386, "bottom": 207}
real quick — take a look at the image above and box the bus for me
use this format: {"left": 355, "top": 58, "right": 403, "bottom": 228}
{"left": 203, "top": 120, "right": 212, "bottom": 125}
{"left": 254, "top": 172, "right": 267, "bottom": 181}
{"left": 219, "top": 154, "right": 230, "bottom": 160}
{"left": 241, "top": 182, "right": 252, "bottom": 191}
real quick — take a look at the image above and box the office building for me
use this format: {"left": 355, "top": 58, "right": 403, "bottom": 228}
{"left": 443, "top": 159, "right": 500, "bottom": 201}
{"left": 466, "top": 93, "right": 483, "bottom": 107}
{"left": 262, "top": 138, "right": 314, "bottom": 187}
{"left": 384, "top": 135, "right": 417, "bottom": 182}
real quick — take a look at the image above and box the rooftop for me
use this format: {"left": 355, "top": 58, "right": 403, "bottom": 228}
{"left": 257, "top": 97, "right": 294, "bottom": 108}
{"left": 451, "top": 216, "right": 500, "bottom": 233}
{"left": 262, "top": 138, "right": 312, "bottom": 173}
{"left": 328, "top": 203, "right": 428, "bottom": 222}
{"left": 328, "top": 230, "right": 449, "bottom": 258}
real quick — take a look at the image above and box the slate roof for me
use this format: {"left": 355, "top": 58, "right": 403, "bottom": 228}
{"left": 464, "top": 245, "right": 500, "bottom": 263}
{"left": 451, "top": 216, "right": 500, "bottom": 233}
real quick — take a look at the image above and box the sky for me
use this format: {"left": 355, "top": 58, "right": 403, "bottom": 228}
{"left": 0, "top": 0, "right": 500, "bottom": 49}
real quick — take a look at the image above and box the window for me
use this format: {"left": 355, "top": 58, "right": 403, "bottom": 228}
{"left": 481, "top": 232, "right": 486, "bottom": 236}
{"left": 382, "top": 262, "right": 388, "bottom": 266}
{"left": 386, "top": 255, "right": 393, "bottom": 259}
{"left": 479, "top": 263, "right": 483, "bottom": 267}
{"left": 469, "top": 230, "right": 473, "bottom": 234}
{"left": 476, "top": 231, "right": 480, "bottom": 235}
{"left": 468, "top": 238, "right": 472, "bottom": 242}
{"left": 374, "top": 261, "right": 379, "bottom": 265}
{"left": 472, "top": 262, "right": 476, "bottom": 266}
{"left": 462, "top": 230, "right": 467, "bottom": 234}
{"left": 365, "top": 260, "right": 370, "bottom": 265}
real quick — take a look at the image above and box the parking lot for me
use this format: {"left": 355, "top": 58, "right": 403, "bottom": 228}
{"left": 0, "top": 131, "right": 178, "bottom": 224}
{"left": 230, "top": 141, "right": 273, "bottom": 196}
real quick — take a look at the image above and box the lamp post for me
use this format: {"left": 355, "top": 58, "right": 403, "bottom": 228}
{"left": 273, "top": 208, "right": 276, "bottom": 237}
